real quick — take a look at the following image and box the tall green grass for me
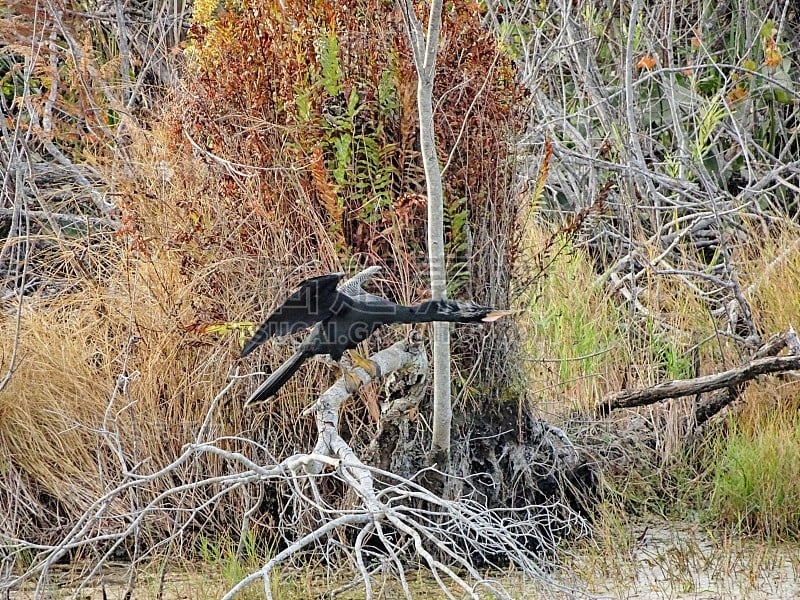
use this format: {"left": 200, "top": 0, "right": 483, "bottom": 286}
{"left": 197, "top": 531, "right": 275, "bottom": 598}
{"left": 520, "top": 224, "right": 800, "bottom": 539}
{"left": 710, "top": 408, "right": 800, "bottom": 539}
{"left": 519, "top": 236, "right": 622, "bottom": 412}
{"left": 518, "top": 231, "right": 710, "bottom": 413}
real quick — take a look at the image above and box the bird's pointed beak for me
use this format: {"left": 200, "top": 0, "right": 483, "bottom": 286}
{"left": 481, "top": 310, "right": 514, "bottom": 322}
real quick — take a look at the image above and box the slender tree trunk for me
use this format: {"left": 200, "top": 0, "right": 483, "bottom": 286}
{"left": 399, "top": 0, "right": 450, "bottom": 468}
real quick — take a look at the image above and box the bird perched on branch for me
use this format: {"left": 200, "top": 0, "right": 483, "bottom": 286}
{"left": 241, "top": 268, "right": 511, "bottom": 406}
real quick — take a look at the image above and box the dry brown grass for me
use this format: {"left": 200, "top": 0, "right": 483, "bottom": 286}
{"left": 0, "top": 110, "right": 407, "bottom": 556}
{"left": 0, "top": 121, "right": 337, "bottom": 544}
{"left": 743, "top": 230, "right": 800, "bottom": 335}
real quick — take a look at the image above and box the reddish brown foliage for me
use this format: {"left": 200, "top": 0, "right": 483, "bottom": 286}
{"left": 168, "top": 0, "right": 523, "bottom": 281}
{"left": 147, "top": 0, "right": 527, "bottom": 400}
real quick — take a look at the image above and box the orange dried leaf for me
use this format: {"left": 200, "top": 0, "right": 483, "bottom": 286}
{"left": 764, "top": 39, "right": 782, "bottom": 68}
{"left": 727, "top": 85, "right": 748, "bottom": 104}
{"left": 310, "top": 146, "right": 342, "bottom": 222}
{"left": 637, "top": 55, "right": 656, "bottom": 70}
{"left": 530, "top": 138, "right": 551, "bottom": 207}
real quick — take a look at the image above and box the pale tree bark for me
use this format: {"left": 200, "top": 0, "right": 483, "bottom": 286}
{"left": 399, "top": 0, "right": 451, "bottom": 468}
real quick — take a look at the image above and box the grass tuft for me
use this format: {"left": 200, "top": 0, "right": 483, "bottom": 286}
{"left": 710, "top": 404, "right": 800, "bottom": 539}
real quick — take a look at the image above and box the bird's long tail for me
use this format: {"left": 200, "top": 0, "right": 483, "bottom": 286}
{"left": 244, "top": 349, "right": 310, "bottom": 407}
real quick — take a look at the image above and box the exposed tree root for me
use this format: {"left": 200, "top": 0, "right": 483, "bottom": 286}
{"left": 2, "top": 336, "right": 589, "bottom": 599}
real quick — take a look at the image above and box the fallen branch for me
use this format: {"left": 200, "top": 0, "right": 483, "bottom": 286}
{"left": 301, "top": 336, "right": 427, "bottom": 472}
{"left": 598, "top": 332, "right": 800, "bottom": 415}
{"left": 5, "top": 421, "right": 585, "bottom": 600}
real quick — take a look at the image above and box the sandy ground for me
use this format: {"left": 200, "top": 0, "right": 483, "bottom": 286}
{"left": 558, "top": 523, "right": 800, "bottom": 599}
{"left": 6, "top": 525, "right": 799, "bottom": 599}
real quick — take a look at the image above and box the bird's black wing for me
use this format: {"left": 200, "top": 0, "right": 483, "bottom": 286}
{"left": 241, "top": 273, "right": 344, "bottom": 357}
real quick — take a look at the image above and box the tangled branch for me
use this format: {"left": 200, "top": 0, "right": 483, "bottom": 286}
{"left": 3, "top": 336, "right": 587, "bottom": 598}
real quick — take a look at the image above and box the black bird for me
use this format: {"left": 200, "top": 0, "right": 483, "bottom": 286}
{"left": 241, "top": 268, "right": 511, "bottom": 406}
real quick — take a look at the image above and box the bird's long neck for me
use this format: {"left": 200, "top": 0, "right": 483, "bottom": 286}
{"left": 401, "top": 299, "right": 485, "bottom": 323}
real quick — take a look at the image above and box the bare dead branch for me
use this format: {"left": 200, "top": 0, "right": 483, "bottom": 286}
{"left": 3, "top": 321, "right": 586, "bottom": 599}
{"left": 599, "top": 351, "right": 800, "bottom": 415}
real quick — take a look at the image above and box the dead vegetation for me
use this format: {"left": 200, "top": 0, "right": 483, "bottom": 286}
{"left": 1, "top": 0, "right": 800, "bottom": 597}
